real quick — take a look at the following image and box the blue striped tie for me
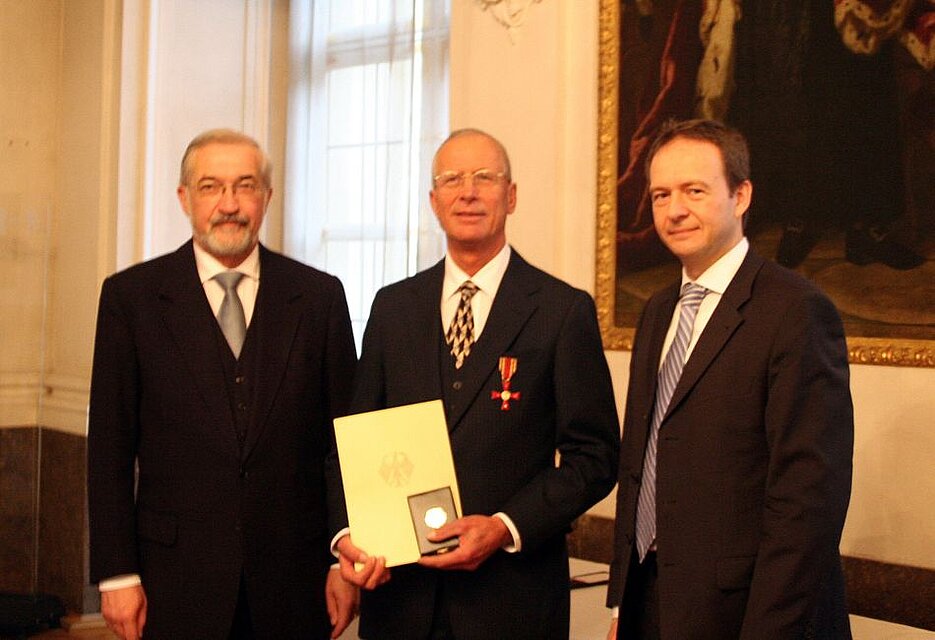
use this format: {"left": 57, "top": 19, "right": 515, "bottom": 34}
{"left": 635, "top": 282, "right": 708, "bottom": 561}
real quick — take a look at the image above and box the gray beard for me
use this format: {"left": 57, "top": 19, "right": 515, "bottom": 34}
{"left": 193, "top": 224, "right": 257, "bottom": 259}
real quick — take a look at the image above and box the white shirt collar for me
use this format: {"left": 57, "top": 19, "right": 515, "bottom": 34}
{"left": 443, "top": 244, "right": 512, "bottom": 300}
{"left": 193, "top": 242, "right": 261, "bottom": 285}
{"left": 683, "top": 237, "right": 749, "bottom": 295}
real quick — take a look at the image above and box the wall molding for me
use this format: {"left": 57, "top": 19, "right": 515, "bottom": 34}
{"left": 473, "top": 0, "right": 544, "bottom": 42}
{"left": 0, "top": 372, "right": 88, "bottom": 434}
{"left": 39, "top": 373, "right": 89, "bottom": 435}
{"left": 243, "top": 0, "right": 273, "bottom": 148}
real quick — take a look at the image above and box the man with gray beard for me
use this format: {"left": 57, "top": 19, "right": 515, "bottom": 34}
{"left": 88, "top": 129, "right": 358, "bottom": 639}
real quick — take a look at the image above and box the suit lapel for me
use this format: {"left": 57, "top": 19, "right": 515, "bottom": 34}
{"left": 401, "top": 262, "right": 446, "bottom": 401}
{"left": 244, "top": 247, "right": 303, "bottom": 459}
{"left": 158, "top": 242, "right": 239, "bottom": 459}
{"left": 445, "top": 251, "right": 538, "bottom": 432}
{"left": 664, "top": 251, "right": 763, "bottom": 419}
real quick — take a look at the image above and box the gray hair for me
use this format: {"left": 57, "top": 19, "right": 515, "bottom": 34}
{"left": 179, "top": 129, "right": 271, "bottom": 187}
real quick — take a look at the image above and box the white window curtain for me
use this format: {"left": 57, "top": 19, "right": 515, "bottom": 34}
{"left": 285, "top": 0, "right": 450, "bottom": 346}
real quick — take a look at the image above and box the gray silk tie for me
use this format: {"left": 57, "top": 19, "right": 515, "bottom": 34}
{"left": 215, "top": 271, "right": 246, "bottom": 359}
{"left": 446, "top": 281, "right": 479, "bottom": 369}
{"left": 634, "top": 282, "right": 708, "bottom": 561}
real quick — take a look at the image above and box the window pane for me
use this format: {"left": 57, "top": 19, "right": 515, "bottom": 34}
{"left": 329, "top": 0, "right": 413, "bottom": 32}
{"left": 287, "top": 0, "right": 450, "bottom": 349}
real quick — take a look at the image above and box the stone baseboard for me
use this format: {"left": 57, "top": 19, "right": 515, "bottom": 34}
{"left": 568, "top": 514, "right": 935, "bottom": 631}
{"left": 0, "top": 426, "right": 91, "bottom": 613}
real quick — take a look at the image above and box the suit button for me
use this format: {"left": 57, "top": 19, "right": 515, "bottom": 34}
{"left": 235, "top": 375, "right": 245, "bottom": 384}
{"left": 238, "top": 402, "right": 247, "bottom": 411}
{"left": 452, "top": 381, "right": 463, "bottom": 390}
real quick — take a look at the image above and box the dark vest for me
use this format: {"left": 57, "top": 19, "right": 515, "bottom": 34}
{"left": 440, "top": 329, "right": 481, "bottom": 429}
{"left": 214, "top": 313, "right": 259, "bottom": 456}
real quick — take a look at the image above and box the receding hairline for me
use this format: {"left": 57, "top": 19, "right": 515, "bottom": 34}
{"left": 432, "top": 128, "right": 512, "bottom": 182}
{"left": 179, "top": 128, "right": 271, "bottom": 187}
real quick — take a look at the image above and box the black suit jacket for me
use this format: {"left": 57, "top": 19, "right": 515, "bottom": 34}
{"left": 88, "top": 242, "right": 356, "bottom": 640}
{"left": 608, "top": 249, "right": 854, "bottom": 639}
{"left": 327, "top": 250, "right": 619, "bottom": 639}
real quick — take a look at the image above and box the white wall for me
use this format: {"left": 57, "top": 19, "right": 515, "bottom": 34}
{"left": 42, "top": 0, "right": 122, "bottom": 432}
{"left": 0, "top": 0, "right": 61, "bottom": 426}
{"left": 844, "top": 364, "right": 935, "bottom": 568}
{"left": 450, "top": 1, "right": 599, "bottom": 289}
{"left": 0, "top": 0, "right": 123, "bottom": 434}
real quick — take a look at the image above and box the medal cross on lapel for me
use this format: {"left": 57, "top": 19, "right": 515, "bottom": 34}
{"left": 491, "top": 356, "right": 521, "bottom": 411}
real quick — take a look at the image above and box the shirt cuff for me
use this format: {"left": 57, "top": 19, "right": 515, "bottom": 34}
{"left": 611, "top": 606, "right": 619, "bottom": 619}
{"left": 493, "top": 512, "right": 521, "bottom": 553}
{"left": 330, "top": 527, "right": 351, "bottom": 558}
{"left": 99, "top": 574, "right": 142, "bottom": 592}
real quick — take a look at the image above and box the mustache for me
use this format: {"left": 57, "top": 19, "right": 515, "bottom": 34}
{"left": 209, "top": 214, "right": 250, "bottom": 227}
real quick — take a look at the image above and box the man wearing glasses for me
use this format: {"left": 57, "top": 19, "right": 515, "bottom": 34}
{"left": 329, "top": 129, "right": 620, "bottom": 639}
{"left": 88, "top": 129, "right": 358, "bottom": 639}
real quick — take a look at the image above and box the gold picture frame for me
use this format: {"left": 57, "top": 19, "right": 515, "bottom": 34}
{"left": 595, "top": 0, "right": 933, "bottom": 367}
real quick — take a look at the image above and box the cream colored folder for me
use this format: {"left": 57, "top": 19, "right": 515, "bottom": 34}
{"left": 334, "top": 399, "right": 462, "bottom": 567}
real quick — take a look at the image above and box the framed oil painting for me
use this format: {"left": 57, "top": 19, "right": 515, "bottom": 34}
{"left": 595, "top": 0, "right": 934, "bottom": 366}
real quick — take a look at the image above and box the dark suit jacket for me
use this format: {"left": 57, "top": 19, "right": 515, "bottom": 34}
{"left": 327, "top": 250, "right": 619, "bottom": 639}
{"left": 607, "top": 249, "right": 854, "bottom": 639}
{"left": 88, "top": 242, "right": 356, "bottom": 640}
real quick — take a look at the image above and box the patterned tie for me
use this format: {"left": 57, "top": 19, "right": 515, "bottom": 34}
{"left": 635, "top": 283, "right": 708, "bottom": 561}
{"left": 215, "top": 271, "right": 246, "bottom": 359}
{"left": 446, "top": 281, "right": 479, "bottom": 369}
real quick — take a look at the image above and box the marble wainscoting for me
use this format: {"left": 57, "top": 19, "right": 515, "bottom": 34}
{"left": 0, "top": 427, "right": 94, "bottom": 614}
{"left": 569, "top": 513, "right": 935, "bottom": 632}
{"left": 0, "top": 427, "right": 39, "bottom": 593}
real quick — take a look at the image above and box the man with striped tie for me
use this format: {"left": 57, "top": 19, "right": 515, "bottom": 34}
{"left": 606, "top": 119, "right": 854, "bottom": 639}
{"left": 328, "top": 128, "right": 620, "bottom": 639}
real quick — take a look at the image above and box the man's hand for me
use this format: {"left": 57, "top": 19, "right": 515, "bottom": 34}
{"left": 417, "top": 515, "right": 511, "bottom": 571}
{"left": 607, "top": 618, "right": 618, "bottom": 640}
{"left": 336, "top": 535, "right": 391, "bottom": 590}
{"left": 101, "top": 585, "right": 147, "bottom": 640}
{"left": 326, "top": 567, "right": 358, "bottom": 638}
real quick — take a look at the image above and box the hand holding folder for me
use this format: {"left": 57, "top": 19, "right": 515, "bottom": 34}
{"left": 333, "top": 400, "right": 462, "bottom": 568}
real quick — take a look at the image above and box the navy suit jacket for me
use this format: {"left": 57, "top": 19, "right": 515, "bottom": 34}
{"left": 88, "top": 242, "right": 356, "bottom": 640}
{"left": 608, "top": 249, "right": 854, "bottom": 639}
{"left": 328, "top": 249, "right": 619, "bottom": 639}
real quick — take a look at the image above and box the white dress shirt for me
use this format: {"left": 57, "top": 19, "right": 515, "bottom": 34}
{"left": 657, "top": 237, "right": 749, "bottom": 369}
{"left": 193, "top": 241, "right": 260, "bottom": 326}
{"left": 440, "top": 243, "right": 511, "bottom": 342}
